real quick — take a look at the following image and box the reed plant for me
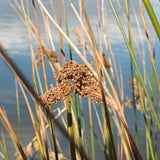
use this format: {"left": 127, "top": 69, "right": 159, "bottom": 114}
{"left": 0, "top": 0, "right": 160, "bottom": 159}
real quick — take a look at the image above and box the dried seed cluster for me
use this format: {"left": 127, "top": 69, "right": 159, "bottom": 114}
{"left": 41, "top": 60, "right": 102, "bottom": 105}
{"left": 74, "top": 27, "right": 111, "bottom": 69}
{"left": 35, "top": 46, "right": 59, "bottom": 67}
{"left": 125, "top": 77, "right": 148, "bottom": 112}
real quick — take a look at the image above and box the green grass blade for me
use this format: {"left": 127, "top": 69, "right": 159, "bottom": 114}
{"left": 46, "top": 106, "right": 59, "bottom": 160}
{"left": 74, "top": 94, "right": 83, "bottom": 154}
{"left": 79, "top": 100, "right": 88, "bottom": 155}
{"left": 88, "top": 98, "right": 95, "bottom": 160}
{"left": 143, "top": 0, "right": 160, "bottom": 40}
{"left": 125, "top": 0, "right": 139, "bottom": 148}
{"left": 62, "top": 0, "right": 72, "bottom": 60}
{"left": 108, "top": 0, "right": 160, "bottom": 132}
{"left": 137, "top": 78, "right": 155, "bottom": 160}
{"left": 15, "top": 79, "right": 22, "bottom": 144}
{"left": 0, "top": 134, "right": 8, "bottom": 160}
{"left": 67, "top": 97, "right": 76, "bottom": 160}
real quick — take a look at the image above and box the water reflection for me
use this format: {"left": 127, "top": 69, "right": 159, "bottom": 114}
{"left": 1, "top": 0, "right": 158, "bottom": 54}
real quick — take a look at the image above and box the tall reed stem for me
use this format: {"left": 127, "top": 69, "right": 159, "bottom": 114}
{"left": 75, "top": 94, "right": 83, "bottom": 155}
{"left": 142, "top": 0, "right": 160, "bottom": 40}
{"left": 66, "top": 98, "right": 76, "bottom": 160}
{"left": 57, "top": 0, "right": 65, "bottom": 65}
{"left": 0, "top": 107, "right": 28, "bottom": 160}
{"left": 15, "top": 79, "right": 22, "bottom": 144}
{"left": 46, "top": 107, "right": 59, "bottom": 160}
{"left": 88, "top": 98, "right": 95, "bottom": 160}
{"left": 125, "top": 0, "right": 139, "bottom": 148}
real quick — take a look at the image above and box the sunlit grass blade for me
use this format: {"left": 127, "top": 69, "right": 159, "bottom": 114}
{"left": 0, "top": 131, "right": 8, "bottom": 160}
{"left": 18, "top": 82, "right": 46, "bottom": 159}
{"left": 108, "top": 1, "right": 157, "bottom": 159}
{"left": 0, "top": 107, "right": 28, "bottom": 160}
{"left": 125, "top": 0, "right": 139, "bottom": 148}
{"left": 46, "top": 106, "right": 59, "bottom": 160}
{"left": 32, "top": 2, "right": 60, "bottom": 159}
{"left": 108, "top": 0, "right": 160, "bottom": 133}
{"left": 15, "top": 79, "right": 22, "bottom": 144}
{"left": 57, "top": 0, "right": 65, "bottom": 66}
{"left": 139, "top": 2, "right": 160, "bottom": 158}
{"left": 62, "top": 0, "right": 72, "bottom": 60}
{"left": 32, "top": 0, "right": 48, "bottom": 92}
{"left": 88, "top": 98, "right": 95, "bottom": 160}
{"left": 71, "top": 93, "right": 84, "bottom": 159}
{"left": 142, "top": 0, "right": 160, "bottom": 40}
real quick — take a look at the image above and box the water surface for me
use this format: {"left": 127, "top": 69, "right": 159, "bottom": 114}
{"left": 1, "top": 0, "right": 160, "bottom": 159}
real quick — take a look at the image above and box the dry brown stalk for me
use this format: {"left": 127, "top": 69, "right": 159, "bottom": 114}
{"left": 139, "top": 0, "right": 155, "bottom": 65}
{"left": 0, "top": 107, "right": 28, "bottom": 160}
{"left": 32, "top": 0, "right": 48, "bottom": 92}
{"left": 57, "top": 0, "right": 65, "bottom": 66}
{"left": 18, "top": 81, "right": 46, "bottom": 159}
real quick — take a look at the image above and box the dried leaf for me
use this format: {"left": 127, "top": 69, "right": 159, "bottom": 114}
{"left": 124, "top": 96, "right": 132, "bottom": 108}
{"left": 35, "top": 46, "right": 59, "bottom": 67}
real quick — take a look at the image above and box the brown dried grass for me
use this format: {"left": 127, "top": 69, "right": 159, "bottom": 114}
{"left": 0, "top": 107, "right": 28, "bottom": 160}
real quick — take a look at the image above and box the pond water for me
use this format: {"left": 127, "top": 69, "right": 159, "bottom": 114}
{"left": 0, "top": 0, "right": 160, "bottom": 159}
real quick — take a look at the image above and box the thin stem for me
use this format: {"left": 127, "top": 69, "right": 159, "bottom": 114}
{"left": 125, "top": 0, "right": 139, "bottom": 148}
{"left": 15, "top": 79, "right": 22, "bottom": 144}
{"left": 88, "top": 98, "right": 95, "bottom": 160}
{"left": 0, "top": 107, "right": 28, "bottom": 160}
{"left": 57, "top": 0, "right": 65, "bottom": 65}
{"left": 62, "top": 0, "right": 72, "bottom": 60}
{"left": 32, "top": 0, "right": 48, "bottom": 91}
{"left": 66, "top": 98, "right": 76, "bottom": 160}
{"left": 46, "top": 106, "right": 59, "bottom": 160}
{"left": 143, "top": 0, "right": 160, "bottom": 40}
